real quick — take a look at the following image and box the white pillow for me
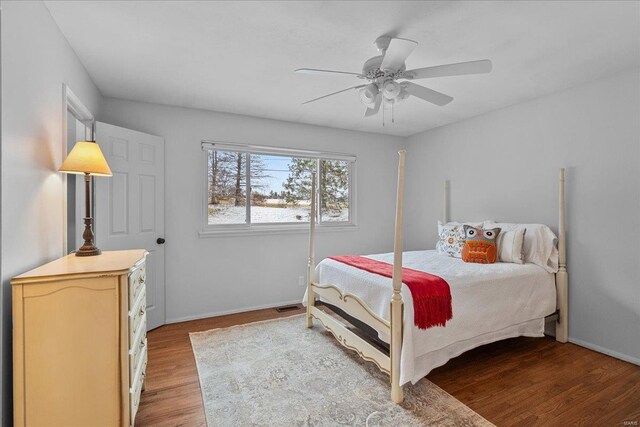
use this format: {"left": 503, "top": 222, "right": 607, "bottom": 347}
{"left": 484, "top": 221, "right": 558, "bottom": 272}
{"left": 496, "top": 228, "right": 526, "bottom": 264}
{"left": 436, "top": 221, "right": 482, "bottom": 258}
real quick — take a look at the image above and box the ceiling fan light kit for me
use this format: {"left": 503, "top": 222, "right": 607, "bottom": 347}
{"left": 296, "top": 35, "right": 493, "bottom": 125}
{"left": 359, "top": 84, "right": 379, "bottom": 105}
{"left": 382, "top": 81, "right": 401, "bottom": 100}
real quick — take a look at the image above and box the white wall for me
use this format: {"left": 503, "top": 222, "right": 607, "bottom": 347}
{"left": 100, "top": 98, "right": 404, "bottom": 322}
{"left": 1, "top": 1, "right": 103, "bottom": 423}
{"left": 404, "top": 70, "right": 640, "bottom": 363}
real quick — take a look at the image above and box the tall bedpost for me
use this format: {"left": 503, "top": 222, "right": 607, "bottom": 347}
{"left": 306, "top": 171, "right": 317, "bottom": 328}
{"left": 390, "top": 150, "right": 406, "bottom": 404}
{"left": 556, "top": 168, "right": 569, "bottom": 343}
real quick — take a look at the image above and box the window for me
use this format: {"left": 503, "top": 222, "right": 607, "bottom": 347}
{"left": 207, "top": 150, "right": 247, "bottom": 224}
{"left": 203, "top": 142, "right": 355, "bottom": 232}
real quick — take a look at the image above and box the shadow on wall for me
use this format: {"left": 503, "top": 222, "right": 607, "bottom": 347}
{"left": 33, "top": 124, "right": 57, "bottom": 171}
{"left": 570, "top": 240, "right": 640, "bottom": 362}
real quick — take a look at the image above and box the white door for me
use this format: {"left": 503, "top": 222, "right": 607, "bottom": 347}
{"left": 95, "top": 122, "right": 166, "bottom": 331}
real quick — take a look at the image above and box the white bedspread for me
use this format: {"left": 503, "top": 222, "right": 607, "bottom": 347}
{"left": 305, "top": 250, "right": 556, "bottom": 385}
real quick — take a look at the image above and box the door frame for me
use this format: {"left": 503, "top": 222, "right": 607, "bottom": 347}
{"left": 61, "top": 84, "right": 95, "bottom": 255}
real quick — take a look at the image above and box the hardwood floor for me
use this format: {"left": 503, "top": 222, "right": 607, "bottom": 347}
{"left": 428, "top": 334, "right": 640, "bottom": 426}
{"left": 136, "top": 307, "right": 640, "bottom": 426}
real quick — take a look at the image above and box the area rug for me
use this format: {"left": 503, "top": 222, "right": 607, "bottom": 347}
{"left": 190, "top": 314, "right": 493, "bottom": 426}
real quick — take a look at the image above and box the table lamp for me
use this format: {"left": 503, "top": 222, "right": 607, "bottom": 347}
{"left": 59, "top": 140, "right": 112, "bottom": 256}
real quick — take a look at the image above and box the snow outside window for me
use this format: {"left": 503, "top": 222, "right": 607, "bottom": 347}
{"left": 205, "top": 148, "right": 354, "bottom": 229}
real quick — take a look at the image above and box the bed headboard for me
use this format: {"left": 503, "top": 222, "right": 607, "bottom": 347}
{"left": 443, "top": 169, "right": 568, "bottom": 343}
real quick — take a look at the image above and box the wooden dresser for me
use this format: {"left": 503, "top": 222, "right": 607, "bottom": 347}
{"left": 12, "top": 250, "right": 148, "bottom": 427}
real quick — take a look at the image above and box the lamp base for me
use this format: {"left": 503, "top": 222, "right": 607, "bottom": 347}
{"left": 75, "top": 217, "right": 101, "bottom": 257}
{"left": 75, "top": 245, "right": 102, "bottom": 257}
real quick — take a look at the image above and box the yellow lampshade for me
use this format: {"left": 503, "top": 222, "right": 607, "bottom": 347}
{"left": 59, "top": 141, "right": 112, "bottom": 176}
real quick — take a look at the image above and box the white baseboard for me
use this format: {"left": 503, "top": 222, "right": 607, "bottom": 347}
{"left": 569, "top": 337, "right": 640, "bottom": 366}
{"left": 166, "top": 299, "right": 303, "bottom": 324}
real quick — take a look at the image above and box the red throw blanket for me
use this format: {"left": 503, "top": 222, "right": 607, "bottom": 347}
{"left": 328, "top": 255, "right": 452, "bottom": 329}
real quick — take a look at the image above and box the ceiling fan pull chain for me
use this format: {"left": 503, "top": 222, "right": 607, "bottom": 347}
{"left": 382, "top": 100, "right": 385, "bottom": 127}
{"left": 392, "top": 102, "right": 395, "bottom": 123}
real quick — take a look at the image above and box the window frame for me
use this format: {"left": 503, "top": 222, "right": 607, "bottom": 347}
{"left": 200, "top": 141, "right": 357, "bottom": 237}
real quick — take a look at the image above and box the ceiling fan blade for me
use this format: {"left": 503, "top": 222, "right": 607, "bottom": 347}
{"left": 380, "top": 38, "right": 418, "bottom": 72}
{"left": 404, "top": 82, "right": 453, "bottom": 106}
{"left": 295, "top": 68, "right": 364, "bottom": 78}
{"left": 302, "top": 84, "right": 366, "bottom": 105}
{"left": 404, "top": 59, "right": 492, "bottom": 80}
{"left": 364, "top": 95, "right": 382, "bottom": 117}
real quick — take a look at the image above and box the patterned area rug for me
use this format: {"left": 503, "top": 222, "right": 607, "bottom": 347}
{"left": 190, "top": 314, "right": 494, "bottom": 426}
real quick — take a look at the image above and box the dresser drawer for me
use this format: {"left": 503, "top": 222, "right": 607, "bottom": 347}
{"left": 128, "top": 288, "right": 146, "bottom": 341}
{"left": 128, "top": 265, "right": 146, "bottom": 309}
{"left": 129, "top": 346, "right": 147, "bottom": 426}
{"left": 129, "top": 323, "right": 147, "bottom": 382}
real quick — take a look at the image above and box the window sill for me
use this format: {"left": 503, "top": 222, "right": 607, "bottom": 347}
{"left": 198, "top": 224, "right": 359, "bottom": 238}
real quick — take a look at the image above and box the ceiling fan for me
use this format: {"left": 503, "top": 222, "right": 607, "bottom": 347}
{"left": 296, "top": 36, "right": 492, "bottom": 122}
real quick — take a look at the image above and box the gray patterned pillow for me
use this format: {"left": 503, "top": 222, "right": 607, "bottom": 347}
{"left": 436, "top": 221, "right": 466, "bottom": 258}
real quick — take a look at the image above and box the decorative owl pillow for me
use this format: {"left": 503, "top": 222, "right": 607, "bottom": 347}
{"left": 436, "top": 221, "right": 483, "bottom": 258}
{"left": 461, "top": 225, "right": 501, "bottom": 264}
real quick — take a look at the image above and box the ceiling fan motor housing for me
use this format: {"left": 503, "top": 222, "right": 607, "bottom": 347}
{"left": 362, "top": 55, "right": 406, "bottom": 78}
{"left": 362, "top": 55, "right": 383, "bottom": 76}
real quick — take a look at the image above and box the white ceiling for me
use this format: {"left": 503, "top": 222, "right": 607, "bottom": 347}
{"left": 45, "top": 1, "right": 640, "bottom": 137}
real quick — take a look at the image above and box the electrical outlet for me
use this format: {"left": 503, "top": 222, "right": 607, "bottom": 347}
{"left": 298, "top": 275, "right": 305, "bottom": 287}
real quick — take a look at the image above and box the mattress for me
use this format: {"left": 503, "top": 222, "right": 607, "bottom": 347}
{"left": 305, "top": 250, "right": 556, "bottom": 385}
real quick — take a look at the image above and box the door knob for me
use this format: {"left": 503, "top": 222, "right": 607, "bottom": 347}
{"left": 157, "top": 238, "right": 166, "bottom": 245}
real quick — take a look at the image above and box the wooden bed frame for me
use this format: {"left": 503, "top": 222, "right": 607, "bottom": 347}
{"left": 305, "top": 150, "right": 569, "bottom": 403}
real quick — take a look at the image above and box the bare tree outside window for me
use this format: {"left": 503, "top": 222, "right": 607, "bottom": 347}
{"left": 207, "top": 149, "right": 352, "bottom": 226}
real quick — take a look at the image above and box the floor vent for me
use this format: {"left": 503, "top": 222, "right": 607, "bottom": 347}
{"left": 275, "top": 304, "right": 301, "bottom": 313}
